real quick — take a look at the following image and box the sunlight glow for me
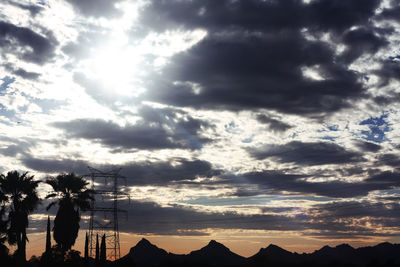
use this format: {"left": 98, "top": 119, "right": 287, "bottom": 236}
{"left": 87, "top": 44, "right": 144, "bottom": 96}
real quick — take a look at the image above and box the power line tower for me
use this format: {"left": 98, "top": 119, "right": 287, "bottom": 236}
{"left": 84, "top": 166, "right": 128, "bottom": 261}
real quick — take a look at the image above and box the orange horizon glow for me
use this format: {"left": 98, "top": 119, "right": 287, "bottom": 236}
{"left": 22, "top": 229, "right": 399, "bottom": 260}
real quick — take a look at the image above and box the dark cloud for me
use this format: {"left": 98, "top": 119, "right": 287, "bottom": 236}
{"left": 65, "top": 0, "right": 123, "bottom": 18}
{"left": 13, "top": 68, "right": 40, "bottom": 80}
{"left": 378, "top": 154, "right": 400, "bottom": 168}
{"left": 227, "top": 170, "right": 400, "bottom": 198}
{"left": 379, "top": 2, "right": 400, "bottom": 22}
{"left": 51, "top": 106, "right": 213, "bottom": 151}
{"left": 138, "top": 0, "right": 380, "bottom": 34}
{"left": 28, "top": 198, "right": 400, "bottom": 239}
{"left": 234, "top": 171, "right": 367, "bottom": 198}
{"left": 0, "top": 144, "right": 25, "bottom": 157}
{"left": 21, "top": 157, "right": 89, "bottom": 174}
{"left": 3, "top": 63, "right": 41, "bottom": 80}
{"left": 375, "top": 59, "right": 400, "bottom": 87}
{"left": 27, "top": 199, "right": 308, "bottom": 236}
{"left": 373, "top": 91, "right": 400, "bottom": 106}
{"left": 21, "top": 155, "right": 219, "bottom": 187}
{"left": 305, "top": 0, "right": 380, "bottom": 33}
{"left": 340, "top": 27, "right": 388, "bottom": 63}
{"left": 0, "top": 21, "right": 57, "bottom": 64}
{"left": 255, "top": 114, "right": 292, "bottom": 132}
{"left": 311, "top": 200, "right": 400, "bottom": 219}
{"left": 136, "top": 0, "right": 391, "bottom": 116}
{"left": 365, "top": 170, "right": 400, "bottom": 185}
{"left": 113, "top": 200, "right": 308, "bottom": 235}
{"left": 305, "top": 200, "right": 400, "bottom": 238}
{"left": 145, "top": 33, "right": 364, "bottom": 116}
{"left": 121, "top": 159, "right": 220, "bottom": 186}
{"left": 248, "top": 141, "right": 363, "bottom": 165}
{"left": 354, "top": 141, "right": 381, "bottom": 152}
{"left": 0, "top": 136, "right": 33, "bottom": 157}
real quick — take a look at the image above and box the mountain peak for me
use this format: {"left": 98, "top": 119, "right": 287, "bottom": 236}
{"left": 209, "top": 239, "right": 218, "bottom": 245}
{"left": 130, "top": 238, "right": 167, "bottom": 255}
{"left": 266, "top": 244, "right": 282, "bottom": 250}
{"left": 207, "top": 240, "right": 224, "bottom": 247}
{"left": 137, "top": 238, "right": 152, "bottom": 247}
{"left": 256, "top": 244, "right": 292, "bottom": 257}
{"left": 188, "top": 239, "right": 245, "bottom": 266}
{"left": 128, "top": 238, "right": 168, "bottom": 264}
{"left": 335, "top": 243, "right": 354, "bottom": 250}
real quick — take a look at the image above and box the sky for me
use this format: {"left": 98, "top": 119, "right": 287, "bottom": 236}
{"left": 1, "top": 0, "right": 400, "bottom": 259}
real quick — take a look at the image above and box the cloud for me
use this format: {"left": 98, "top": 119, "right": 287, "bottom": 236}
{"left": 255, "top": 114, "right": 292, "bottom": 132}
{"left": 121, "top": 159, "right": 220, "bottom": 186}
{"left": 340, "top": 27, "right": 388, "bottom": 63}
{"left": 65, "top": 0, "right": 123, "bottom": 18}
{"left": 106, "top": 200, "right": 308, "bottom": 235}
{"left": 0, "top": 144, "right": 26, "bottom": 157}
{"left": 51, "top": 106, "right": 213, "bottom": 151}
{"left": 247, "top": 141, "right": 363, "bottom": 165}
{"left": 305, "top": 199, "right": 400, "bottom": 238}
{"left": 379, "top": 2, "right": 400, "bottom": 22}
{"left": 21, "top": 157, "right": 89, "bottom": 174}
{"left": 135, "top": 0, "right": 399, "bottom": 117}
{"left": 3, "top": 63, "right": 41, "bottom": 80}
{"left": 0, "top": 20, "right": 57, "bottom": 64}
{"left": 138, "top": 0, "right": 380, "bottom": 34}
{"left": 144, "top": 33, "right": 365, "bottom": 116}
{"left": 6, "top": 0, "right": 43, "bottom": 17}
{"left": 226, "top": 169, "right": 400, "bottom": 198}
{"left": 20, "top": 155, "right": 219, "bottom": 187}
{"left": 374, "top": 59, "right": 400, "bottom": 87}
{"left": 354, "top": 141, "right": 382, "bottom": 153}
{"left": 311, "top": 200, "right": 400, "bottom": 219}
{"left": 378, "top": 153, "right": 400, "bottom": 168}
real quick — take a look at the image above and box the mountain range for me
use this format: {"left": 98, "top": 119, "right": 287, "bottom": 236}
{"left": 117, "top": 238, "right": 400, "bottom": 267}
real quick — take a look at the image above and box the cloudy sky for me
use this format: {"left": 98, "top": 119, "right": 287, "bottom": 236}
{"left": 1, "top": 0, "right": 400, "bottom": 258}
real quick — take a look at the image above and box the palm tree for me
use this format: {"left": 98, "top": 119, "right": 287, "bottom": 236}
{"left": 0, "top": 171, "right": 40, "bottom": 263}
{"left": 0, "top": 189, "right": 7, "bottom": 244}
{"left": 45, "top": 173, "right": 94, "bottom": 252}
{"left": 0, "top": 187, "right": 9, "bottom": 258}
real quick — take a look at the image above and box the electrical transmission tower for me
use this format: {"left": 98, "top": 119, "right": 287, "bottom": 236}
{"left": 84, "top": 166, "right": 128, "bottom": 261}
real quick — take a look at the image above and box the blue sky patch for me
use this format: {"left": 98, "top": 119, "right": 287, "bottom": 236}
{"left": 360, "top": 114, "right": 391, "bottom": 143}
{"left": 0, "top": 76, "right": 15, "bottom": 93}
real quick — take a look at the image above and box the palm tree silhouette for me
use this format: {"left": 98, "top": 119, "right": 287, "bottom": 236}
{"left": 45, "top": 173, "right": 94, "bottom": 253}
{"left": 0, "top": 186, "right": 9, "bottom": 259}
{"left": 0, "top": 171, "right": 40, "bottom": 263}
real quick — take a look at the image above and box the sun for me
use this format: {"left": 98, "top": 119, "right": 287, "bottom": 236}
{"left": 85, "top": 43, "right": 144, "bottom": 97}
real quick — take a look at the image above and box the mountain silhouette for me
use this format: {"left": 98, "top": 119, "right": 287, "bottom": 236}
{"left": 249, "top": 244, "right": 299, "bottom": 264}
{"left": 187, "top": 240, "right": 246, "bottom": 266}
{"left": 119, "top": 239, "right": 400, "bottom": 267}
{"left": 310, "top": 243, "right": 356, "bottom": 264}
{"left": 118, "top": 238, "right": 172, "bottom": 266}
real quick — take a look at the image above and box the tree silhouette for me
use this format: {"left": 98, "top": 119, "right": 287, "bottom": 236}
{"left": 84, "top": 232, "right": 89, "bottom": 260}
{"left": 0, "top": 171, "right": 40, "bottom": 263}
{"left": 100, "top": 234, "right": 106, "bottom": 262}
{"left": 46, "top": 216, "right": 51, "bottom": 254}
{"left": 95, "top": 234, "right": 99, "bottom": 263}
{"left": 45, "top": 173, "right": 94, "bottom": 253}
{"left": 0, "top": 188, "right": 7, "bottom": 244}
{"left": 0, "top": 186, "right": 9, "bottom": 263}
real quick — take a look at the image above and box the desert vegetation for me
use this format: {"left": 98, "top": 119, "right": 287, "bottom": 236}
{"left": 0, "top": 170, "right": 95, "bottom": 267}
